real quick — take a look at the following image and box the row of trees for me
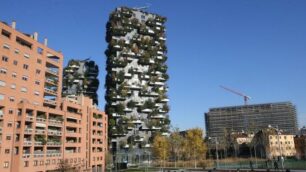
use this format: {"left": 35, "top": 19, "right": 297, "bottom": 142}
{"left": 152, "top": 128, "right": 207, "bottom": 168}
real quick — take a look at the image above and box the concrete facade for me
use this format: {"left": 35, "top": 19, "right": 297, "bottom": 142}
{"left": 104, "top": 7, "right": 170, "bottom": 162}
{"left": 205, "top": 102, "right": 298, "bottom": 139}
{"left": 0, "top": 21, "right": 107, "bottom": 172}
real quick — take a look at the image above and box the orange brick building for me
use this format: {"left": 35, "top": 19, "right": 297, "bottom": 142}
{"left": 0, "top": 21, "right": 107, "bottom": 172}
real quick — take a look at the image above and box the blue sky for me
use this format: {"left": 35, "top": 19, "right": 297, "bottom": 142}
{"left": 1, "top": 0, "right": 306, "bottom": 131}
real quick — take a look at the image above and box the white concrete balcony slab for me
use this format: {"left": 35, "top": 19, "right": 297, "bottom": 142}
{"left": 151, "top": 126, "right": 161, "bottom": 130}
{"left": 132, "top": 120, "right": 142, "bottom": 124}
{"left": 124, "top": 108, "right": 133, "bottom": 112}
{"left": 142, "top": 109, "right": 152, "bottom": 113}
{"left": 161, "top": 98, "right": 169, "bottom": 102}
{"left": 151, "top": 114, "right": 166, "bottom": 119}
{"left": 157, "top": 51, "right": 163, "bottom": 55}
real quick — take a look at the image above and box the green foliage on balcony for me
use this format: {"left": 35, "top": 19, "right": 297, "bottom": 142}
{"left": 146, "top": 119, "right": 162, "bottom": 128}
{"left": 118, "top": 82, "right": 129, "bottom": 97}
{"left": 93, "top": 113, "right": 102, "bottom": 119}
{"left": 155, "top": 15, "right": 167, "bottom": 23}
{"left": 109, "top": 118, "right": 116, "bottom": 127}
{"left": 48, "top": 136, "right": 61, "bottom": 143}
{"left": 35, "top": 135, "right": 47, "bottom": 145}
{"left": 115, "top": 103, "right": 125, "bottom": 116}
{"left": 49, "top": 116, "right": 63, "bottom": 122}
{"left": 142, "top": 99, "right": 155, "bottom": 110}
{"left": 111, "top": 125, "right": 127, "bottom": 135}
{"left": 164, "top": 118, "right": 171, "bottom": 125}
{"left": 162, "top": 104, "right": 170, "bottom": 112}
{"left": 111, "top": 58, "right": 128, "bottom": 68}
{"left": 110, "top": 28, "right": 127, "bottom": 36}
{"left": 37, "top": 112, "right": 46, "bottom": 119}
{"left": 127, "top": 100, "right": 136, "bottom": 109}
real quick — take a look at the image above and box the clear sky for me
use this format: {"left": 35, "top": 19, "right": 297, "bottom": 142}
{"left": 1, "top": 0, "right": 306, "bottom": 131}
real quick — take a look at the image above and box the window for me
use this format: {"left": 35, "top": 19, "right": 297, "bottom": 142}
{"left": 40, "top": 160, "right": 44, "bottom": 165}
{"left": 23, "top": 64, "right": 29, "bottom": 70}
{"left": 11, "top": 84, "right": 16, "bottom": 89}
{"left": 37, "top": 59, "right": 42, "bottom": 64}
{"left": 0, "top": 68, "right": 7, "bottom": 74}
{"left": 5, "top": 149, "right": 10, "bottom": 154}
{"left": 0, "top": 80, "right": 6, "bottom": 87}
{"left": 36, "top": 69, "right": 41, "bottom": 75}
{"left": 24, "top": 161, "right": 29, "bottom": 167}
{"left": 8, "top": 110, "right": 13, "bottom": 114}
{"left": 16, "top": 37, "right": 32, "bottom": 49}
{"left": 37, "top": 47, "right": 43, "bottom": 54}
{"left": 3, "top": 161, "right": 9, "bottom": 168}
{"left": 34, "top": 160, "right": 38, "bottom": 166}
{"left": 13, "top": 60, "right": 18, "bottom": 65}
{"left": 1, "top": 29, "right": 11, "bottom": 38}
{"left": 35, "top": 80, "right": 40, "bottom": 85}
{"left": 12, "top": 72, "right": 17, "bottom": 78}
{"left": 0, "top": 94, "right": 4, "bottom": 100}
{"left": 34, "top": 91, "right": 40, "bottom": 96}
{"left": 2, "top": 56, "right": 8, "bottom": 62}
{"left": 3, "top": 44, "right": 10, "bottom": 49}
{"left": 24, "top": 54, "right": 30, "bottom": 59}
{"left": 21, "top": 87, "right": 27, "bottom": 93}
{"left": 6, "top": 135, "right": 11, "bottom": 140}
{"left": 22, "top": 76, "right": 28, "bottom": 81}
{"left": 9, "top": 97, "right": 15, "bottom": 102}
{"left": 7, "top": 122, "right": 13, "bottom": 127}
{"left": 46, "top": 160, "right": 50, "bottom": 165}
{"left": 14, "top": 49, "right": 20, "bottom": 54}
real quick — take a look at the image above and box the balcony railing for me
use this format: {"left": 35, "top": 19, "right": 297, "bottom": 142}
{"left": 47, "top": 142, "right": 61, "bottom": 146}
{"left": 46, "top": 151, "right": 61, "bottom": 157}
{"left": 44, "top": 88, "right": 57, "bottom": 95}
{"left": 48, "top": 119, "right": 63, "bottom": 126}
{"left": 35, "top": 129, "right": 46, "bottom": 135}
{"left": 46, "top": 78, "right": 58, "bottom": 85}
{"left": 23, "top": 140, "right": 32, "bottom": 146}
{"left": 48, "top": 130, "right": 62, "bottom": 136}
{"left": 36, "top": 117, "right": 46, "bottom": 123}
{"left": 24, "top": 128, "right": 33, "bottom": 134}
{"left": 46, "top": 68, "right": 59, "bottom": 76}
{"left": 26, "top": 114, "right": 34, "bottom": 121}
{"left": 22, "top": 153, "right": 31, "bottom": 158}
{"left": 44, "top": 99, "right": 57, "bottom": 105}
{"left": 33, "top": 152, "right": 44, "bottom": 158}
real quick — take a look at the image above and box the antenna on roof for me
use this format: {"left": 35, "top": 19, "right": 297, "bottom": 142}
{"left": 134, "top": 3, "right": 151, "bottom": 11}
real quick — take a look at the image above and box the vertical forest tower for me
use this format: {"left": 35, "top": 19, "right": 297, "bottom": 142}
{"left": 105, "top": 7, "right": 170, "bottom": 157}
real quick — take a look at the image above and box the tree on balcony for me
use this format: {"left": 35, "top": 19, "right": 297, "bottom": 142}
{"left": 127, "top": 100, "right": 136, "bottom": 109}
{"left": 162, "top": 104, "right": 170, "bottom": 112}
{"left": 115, "top": 103, "right": 125, "bottom": 116}
{"left": 35, "top": 135, "right": 47, "bottom": 145}
{"left": 118, "top": 82, "right": 129, "bottom": 97}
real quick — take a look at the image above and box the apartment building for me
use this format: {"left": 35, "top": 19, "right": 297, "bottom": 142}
{"left": 0, "top": 21, "right": 107, "bottom": 172}
{"left": 252, "top": 128, "right": 296, "bottom": 158}
{"left": 105, "top": 7, "right": 170, "bottom": 162}
{"left": 205, "top": 102, "right": 298, "bottom": 139}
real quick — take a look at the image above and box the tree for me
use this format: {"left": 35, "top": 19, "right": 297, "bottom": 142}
{"left": 185, "top": 128, "right": 207, "bottom": 168}
{"left": 152, "top": 134, "right": 170, "bottom": 168}
{"left": 169, "top": 127, "right": 184, "bottom": 168}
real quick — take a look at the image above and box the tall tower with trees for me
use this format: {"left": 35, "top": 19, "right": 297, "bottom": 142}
{"left": 104, "top": 6, "right": 170, "bottom": 162}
